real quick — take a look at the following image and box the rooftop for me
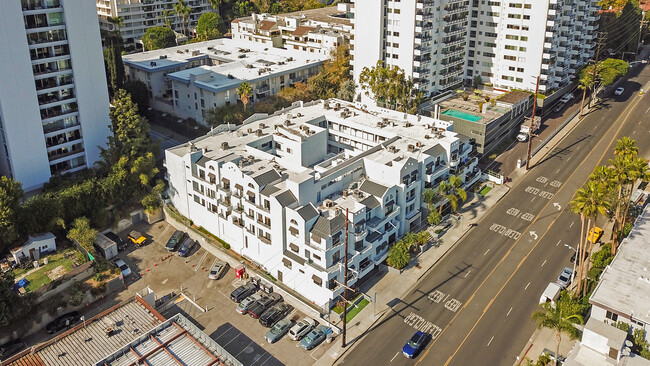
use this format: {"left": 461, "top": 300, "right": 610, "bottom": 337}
{"left": 437, "top": 90, "right": 531, "bottom": 125}
{"left": 590, "top": 205, "right": 650, "bottom": 325}
{"left": 236, "top": 6, "right": 353, "bottom": 29}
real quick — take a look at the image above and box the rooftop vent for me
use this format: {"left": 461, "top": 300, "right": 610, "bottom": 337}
{"left": 407, "top": 144, "right": 415, "bottom": 152}
{"left": 221, "top": 142, "right": 229, "bottom": 150}
{"left": 324, "top": 199, "right": 334, "bottom": 208}
{"left": 159, "top": 55, "right": 167, "bottom": 59}
{"left": 256, "top": 129, "right": 263, "bottom": 136}
{"left": 259, "top": 123, "right": 266, "bottom": 129}
{"left": 388, "top": 146, "right": 397, "bottom": 153}
{"left": 150, "top": 61, "right": 157, "bottom": 67}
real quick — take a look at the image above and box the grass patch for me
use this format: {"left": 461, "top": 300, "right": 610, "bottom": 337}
{"left": 479, "top": 186, "right": 492, "bottom": 197}
{"left": 332, "top": 296, "right": 370, "bottom": 323}
{"left": 14, "top": 250, "right": 79, "bottom": 292}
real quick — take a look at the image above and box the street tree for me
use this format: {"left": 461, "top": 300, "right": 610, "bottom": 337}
{"left": 174, "top": 0, "right": 192, "bottom": 37}
{"left": 196, "top": 12, "right": 225, "bottom": 40}
{"left": 0, "top": 177, "right": 23, "bottom": 252}
{"left": 237, "top": 82, "right": 253, "bottom": 109}
{"left": 427, "top": 211, "right": 442, "bottom": 226}
{"left": 531, "top": 303, "right": 583, "bottom": 366}
{"left": 359, "top": 61, "right": 422, "bottom": 113}
{"left": 445, "top": 175, "right": 468, "bottom": 213}
{"left": 141, "top": 26, "right": 176, "bottom": 50}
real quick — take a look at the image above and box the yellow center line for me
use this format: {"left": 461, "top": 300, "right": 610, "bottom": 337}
{"left": 415, "top": 91, "right": 646, "bottom": 366}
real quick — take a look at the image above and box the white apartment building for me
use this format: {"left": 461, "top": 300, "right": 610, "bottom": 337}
{"left": 230, "top": 4, "right": 353, "bottom": 56}
{"left": 467, "top": 0, "right": 600, "bottom": 94}
{"left": 0, "top": 0, "right": 111, "bottom": 191}
{"left": 352, "top": 0, "right": 470, "bottom": 100}
{"left": 96, "top": 0, "right": 214, "bottom": 48}
{"left": 164, "top": 99, "right": 480, "bottom": 307}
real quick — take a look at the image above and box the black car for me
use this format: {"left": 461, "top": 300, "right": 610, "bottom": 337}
{"left": 104, "top": 231, "right": 126, "bottom": 251}
{"left": 570, "top": 251, "right": 588, "bottom": 263}
{"left": 230, "top": 282, "right": 258, "bottom": 303}
{"left": 177, "top": 237, "right": 196, "bottom": 257}
{"left": 0, "top": 340, "right": 25, "bottom": 360}
{"left": 46, "top": 311, "right": 80, "bottom": 334}
{"left": 165, "top": 230, "right": 186, "bottom": 252}
{"left": 259, "top": 302, "right": 293, "bottom": 327}
{"left": 248, "top": 293, "right": 283, "bottom": 319}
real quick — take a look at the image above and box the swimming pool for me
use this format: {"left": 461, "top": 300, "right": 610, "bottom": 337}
{"left": 441, "top": 109, "right": 482, "bottom": 122}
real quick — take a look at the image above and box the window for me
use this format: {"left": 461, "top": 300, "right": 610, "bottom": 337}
{"left": 605, "top": 311, "right": 618, "bottom": 322}
{"left": 504, "top": 55, "right": 516, "bottom": 61}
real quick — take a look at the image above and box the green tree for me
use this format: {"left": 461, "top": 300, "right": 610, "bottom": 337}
{"left": 0, "top": 271, "right": 33, "bottom": 327}
{"left": 141, "top": 180, "right": 166, "bottom": 214}
{"left": 123, "top": 80, "right": 150, "bottom": 111}
{"left": 106, "top": 89, "right": 156, "bottom": 161}
{"left": 0, "top": 177, "right": 24, "bottom": 252}
{"left": 337, "top": 79, "right": 356, "bottom": 102}
{"left": 196, "top": 12, "right": 225, "bottom": 41}
{"left": 359, "top": 61, "right": 423, "bottom": 113}
{"left": 161, "top": 9, "right": 176, "bottom": 28}
{"left": 387, "top": 242, "right": 410, "bottom": 269}
{"left": 237, "top": 82, "right": 253, "bottom": 109}
{"left": 67, "top": 217, "right": 98, "bottom": 258}
{"left": 174, "top": 0, "right": 192, "bottom": 37}
{"left": 427, "top": 211, "right": 442, "bottom": 226}
{"left": 531, "top": 303, "right": 583, "bottom": 366}
{"left": 141, "top": 26, "right": 176, "bottom": 51}
{"left": 445, "top": 175, "right": 468, "bottom": 213}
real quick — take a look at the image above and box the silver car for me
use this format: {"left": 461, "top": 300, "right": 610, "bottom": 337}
{"left": 208, "top": 260, "right": 229, "bottom": 280}
{"left": 289, "top": 317, "right": 316, "bottom": 341}
{"left": 556, "top": 267, "right": 573, "bottom": 288}
{"left": 236, "top": 293, "right": 262, "bottom": 314}
{"left": 265, "top": 319, "right": 293, "bottom": 343}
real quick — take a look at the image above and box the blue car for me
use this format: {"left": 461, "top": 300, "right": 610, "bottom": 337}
{"left": 177, "top": 237, "right": 196, "bottom": 257}
{"left": 402, "top": 331, "right": 428, "bottom": 358}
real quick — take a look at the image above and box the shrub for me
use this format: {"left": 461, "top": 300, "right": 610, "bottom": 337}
{"left": 90, "top": 282, "right": 107, "bottom": 296}
{"left": 387, "top": 243, "right": 410, "bottom": 269}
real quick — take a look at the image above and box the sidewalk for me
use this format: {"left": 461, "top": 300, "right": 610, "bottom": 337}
{"left": 316, "top": 183, "right": 510, "bottom": 366}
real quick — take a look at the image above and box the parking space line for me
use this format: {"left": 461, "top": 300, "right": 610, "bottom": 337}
{"left": 157, "top": 223, "right": 172, "bottom": 242}
{"left": 525, "top": 282, "right": 530, "bottom": 290}
{"left": 556, "top": 240, "right": 561, "bottom": 246}
{"left": 484, "top": 249, "right": 490, "bottom": 256}
{"left": 464, "top": 270, "right": 471, "bottom": 278}
{"left": 487, "top": 336, "right": 494, "bottom": 347}
{"left": 390, "top": 352, "right": 399, "bottom": 362}
{"left": 310, "top": 348, "right": 320, "bottom": 360}
{"left": 507, "top": 307, "right": 513, "bottom": 317}
{"left": 541, "top": 260, "right": 547, "bottom": 267}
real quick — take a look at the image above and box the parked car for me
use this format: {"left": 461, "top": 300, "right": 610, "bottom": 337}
{"left": 230, "top": 282, "right": 258, "bottom": 303}
{"left": 556, "top": 267, "right": 574, "bottom": 288}
{"left": 402, "top": 331, "right": 430, "bottom": 359}
{"left": 259, "top": 302, "right": 294, "bottom": 327}
{"left": 570, "top": 250, "right": 588, "bottom": 263}
{"left": 236, "top": 293, "right": 263, "bottom": 314}
{"left": 300, "top": 325, "right": 328, "bottom": 350}
{"left": 559, "top": 93, "right": 574, "bottom": 103}
{"left": 588, "top": 227, "right": 603, "bottom": 243}
{"left": 289, "top": 318, "right": 316, "bottom": 341}
{"left": 614, "top": 87, "right": 625, "bottom": 95}
{"left": 46, "top": 311, "right": 80, "bottom": 334}
{"left": 177, "top": 237, "right": 196, "bottom": 257}
{"left": 0, "top": 340, "right": 25, "bottom": 360}
{"left": 104, "top": 231, "right": 126, "bottom": 251}
{"left": 114, "top": 259, "right": 132, "bottom": 277}
{"left": 127, "top": 230, "right": 146, "bottom": 246}
{"left": 516, "top": 132, "right": 528, "bottom": 142}
{"left": 165, "top": 230, "right": 186, "bottom": 252}
{"left": 248, "top": 293, "right": 283, "bottom": 319}
{"left": 208, "top": 260, "right": 229, "bottom": 280}
{"left": 553, "top": 101, "right": 566, "bottom": 113}
{"left": 265, "top": 319, "right": 293, "bottom": 343}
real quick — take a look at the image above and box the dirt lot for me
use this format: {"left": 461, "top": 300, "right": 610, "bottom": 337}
{"left": 111, "top": 221, "right": 334, "bottom": 366}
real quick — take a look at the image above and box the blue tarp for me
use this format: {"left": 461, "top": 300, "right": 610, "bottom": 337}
{"left": 13, "top": 278, "right": 29, "bottom": 292}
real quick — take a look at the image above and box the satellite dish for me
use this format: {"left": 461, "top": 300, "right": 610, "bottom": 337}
{"left": 622, "top": 348, "right": 631, "bottom": 356}
{"left": 626, "top": 340, "right": 633, "bottom": 347}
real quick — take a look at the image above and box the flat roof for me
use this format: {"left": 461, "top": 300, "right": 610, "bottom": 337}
{"left": 437, "top": 90, "right": 529, "bottom": 124}
{"left": 590, "top": 205, "right": 650, "bottom": 324}
{"left": 280, "top": 6, "right": 352, "bottom": 27}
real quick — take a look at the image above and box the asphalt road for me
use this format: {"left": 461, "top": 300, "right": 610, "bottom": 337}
{"left": 339, "top": 64, "right": 650, "bottom": 366}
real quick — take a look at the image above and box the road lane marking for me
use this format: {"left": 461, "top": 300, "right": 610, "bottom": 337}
{"left": 484, "top": 249, "right": 490, "bottom": 256}
{"left": 536, "top": 176, "right": 549, "bottom": 184}
{"left": 422, "top": 90, "right": 649, "bottom": 366}
{"left": 525, "top": 282, "right": 530, "bottom": 290}
{"left": 570, "top": 221, "right": 574, "bottom": 228}
{"left": 404, "top": 312, "right": 442, "bottom": 338}
{"left": 556, "top": 168, "right": 561, "bottom": 173}
{"left": 521, "top": 213, "right": 535, "bottom": 221}
{"left": 465, "top": 270, "right": 471, "bottom": 278}
{"left": 567, "top": 157, "right": 571, "bottom": 161}
{"left": 556, "top": 240, "right": 561, "bottom": 246}
{"left": 390, "top": 352, "right": 399, "bottom": 362}
{"left": 531, "top": 197, "right": 536, "bottom": 202}
{"left": 645, "top": 106, "right": 650, "bottom": 113}
{"left": 428, "top": 290, "right": 445, "bottom": 303}
{"left": 445, "top": 299, "right": 462, "bottom": 312}
{"left": 541, "top": 260, "right": 547, "bottom": 267}
{"left": 507, "top": 307, "right": 513, "bottom": 317}
{"left": 487, "top": 336, "right": 494, "bottom": 347}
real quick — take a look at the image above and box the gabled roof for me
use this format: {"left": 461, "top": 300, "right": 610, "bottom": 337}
{"left": 360, "top": 196, "right": 380, "bottom": 210}
{"left": 259, "top": 20, "right": 276, "bottom": 31}
{"left": 359, "top": 180, "right": 389, "bottom": 198}
{"left": 252, "top": 169, "right": 281, "bottom": 187}
{"left": 260, "top": 185, "right": 280, "bottom": 197}
{"left": 292, "top": 25, "right": 315, "bottom": 37}
{"left": 423, "top": 144, "right": 446, "bottom": 158}
{"left": 275, "top": 190, "right": 298, "bottom": 207}
{"left": 297, "top": 204, "right": 318, "bottom": 221}
{"left": 311, "top": 214, "right": 346, "bottom": 238}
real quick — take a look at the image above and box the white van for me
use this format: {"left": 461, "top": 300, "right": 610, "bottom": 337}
{"left": 539, "top": 282, "right": 562, "bottom": 307}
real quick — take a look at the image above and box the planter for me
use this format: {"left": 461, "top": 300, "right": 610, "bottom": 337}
{"left": 146, "top": 208, "right": 163, "bottom": 224}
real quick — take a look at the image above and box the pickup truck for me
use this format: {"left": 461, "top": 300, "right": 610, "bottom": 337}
{"left": 127, "top": 230, "right": 146, "bottom": 246}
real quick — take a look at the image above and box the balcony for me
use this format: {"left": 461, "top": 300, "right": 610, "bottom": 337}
{"left": 26, "top": 29, "right": 68, "bottom": 46}
{"left": 22, "top": 0, "right": 61, "bottom": 11}
{"left": 47, "top": 142, "right": 84, "bottom": 162}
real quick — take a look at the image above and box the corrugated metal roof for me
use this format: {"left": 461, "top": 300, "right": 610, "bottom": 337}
{"left": 310, "top": 214, "right": 346, "bottom": 238}
{"left": 423, "top": 144, "right": 446, "bottom": 158}
{"left": 284, "top": 250, "right": 305, "bottom": 265}
{"left": 359, "top": 180, "right": 389, "bottom": 198}
{"left": 259, "top": 185, "right": 280, "bottom": 197}
{"left": 275, "top": 190, "right": 298, "bottom": 207}
{"left": 360, "top": 196, "right": 380, "bottom": 209}
{"left": 252, "top": 169, "right": 281, "bottom": 187}
{"left": 297, "top": 204, "right": 318, "bottom": 221}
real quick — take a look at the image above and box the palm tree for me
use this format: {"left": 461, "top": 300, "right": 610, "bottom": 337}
{"left": 107, "top": 16, "right": 124, "bottom": 33}
{"left": 237, "top": 82, "right": 253, "bottom": 109}
{"left": 613, "top": 136, "right": 638, "bottom": 156}
{"left": 208, "top": 0, "right": 222, "bottom": 17}
{"left": 161, "top": 9, "right": 175, "bottom": 28}
{"left": 427, "top": 211, "right": 442, "bottom": 226}
{"left": 531, "top": 303, "right": 583, "bottom": 366}
{"left": 174, "top": 0, "right": 192, "bottom": 37}
{"left": 416, "top": 231, "right": 430, "bottom": 247}
{"left": 446, "top": 175, "right": 468, "bottom": 213}
{"left": 577, "top": 74, "right": 592, "bottom": 119}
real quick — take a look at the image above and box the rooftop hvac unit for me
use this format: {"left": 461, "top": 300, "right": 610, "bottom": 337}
{"left": 247, "top": 128, "right": 253, "bottom": 133}
{"left": 425, "top": 134, "right": 431, "bottom": 139}
{"left": 324, "top": 199, "right": 334, "bottom": 207}
{"left": 407, "top": 144, "right": 415, "bottom": 152}
{"left": 256, "top": 129, "right": 263, "bottom": 136}
{"left": 159, "top": 55, "right": 167, "bottom": 59}
{"left": 342, "top": 190, "right": 349, "bottom": 197}
{"left": 388, "top": 146, "right": 397, "bottom": 153}
{"left": 284, "top": 120, "right": 291, "bottom": 126}
{"left": 221, "top": 142, "right": 229, "bottom": 150}
{"left": 297, "top": 112, "right": 303, "bottom": 117}
{"left": 405, "top": 122, "right": 412, "bottom": 127}
{"left": 259, "top": 123, "right": 266, "bottom": 129}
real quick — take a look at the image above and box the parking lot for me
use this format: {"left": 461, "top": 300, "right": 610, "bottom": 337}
{"left": 111, "top": 220, "right": 334, "bottom": 366}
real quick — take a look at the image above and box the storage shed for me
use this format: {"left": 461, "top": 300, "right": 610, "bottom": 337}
{"left": 95, "top": 232, "right": 118, "bottom": 259}
{"left": 10, "top": 233, "right": 56, "bottom": 265}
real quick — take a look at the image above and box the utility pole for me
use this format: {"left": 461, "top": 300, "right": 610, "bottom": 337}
{"left": 637, "top": 11, "right": 647, "bottom": 61}
{"left": 588, "top": 32, "right": 606, "bottom": 110}
{"left": 525, "top": 76, "right": 540, "bottom": 171}
{"left": 341, "top": 208, "right": 349, "bottom": 348}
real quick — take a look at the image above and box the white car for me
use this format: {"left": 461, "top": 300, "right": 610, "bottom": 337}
{"left": 114, "top": 259, "right": 132, "bottom": 277}
{"left": 614, "top": 87, "right": 624, "bottom": 95}
{"left": 289, "top": 317, "right": 316, "bottom": 341}
{"left": 516, "top": 133, "right": 528, "bottom": 142}
{"left": 559, "top": 93, "right": 574, "bottom": 103}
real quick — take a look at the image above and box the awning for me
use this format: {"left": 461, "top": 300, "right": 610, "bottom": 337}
{"left": 312, "top": 275, "right": 322, "bottom": 286}
{"left": 385, "top": 200, "right": 395, "bottom": 206}
{"left": 247, "top": 191, "right": 256, "bottom": 197}
{"left": 311, "top": 233, "right": 322, "bottom": 243}
{"left": 235, "top": 184, "right": 243, "bottom": 190}
{"left": 221, "top": 177, "right": 230, "bottom": 184}
{"left": 282, "top": 258, "right": 291, "bottom": 267}
{"left": 289, "top": 227, "right": 299, "bottom": 236}
{"left": 289, "top": 243, "right": 299, "bottom": 252}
